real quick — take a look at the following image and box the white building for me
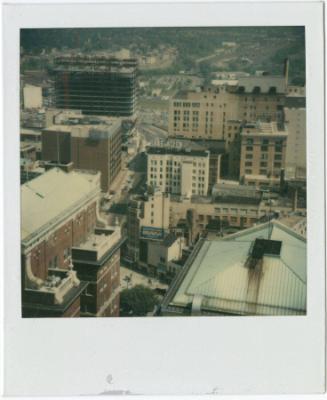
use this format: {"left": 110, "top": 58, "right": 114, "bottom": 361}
{"left": 145, "top": 233, "right": 184, "bottom": 277}
{"left": 23, "top": 85, "right": 43, "bottom": 109}
{"left": 284, "top": 107, "right": 306, "bottom": 170}
{"left": 147, "top": 145, "right": 210, "bottom": 197}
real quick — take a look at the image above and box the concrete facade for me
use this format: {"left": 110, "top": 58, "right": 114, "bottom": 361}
{"left": 147, "top": 147, "right": 210, "bottom": 197}
{"left": 168, "top": 76, "right": 286, "bottom": 141}
{"left": 239, "top": 121, "right": 287, "bottom": 188}
{"left": 284, "top": 107, "right": 306, "bottom": 170}
{"left": 42, "top": 119, "right": 122, "bottom": 193}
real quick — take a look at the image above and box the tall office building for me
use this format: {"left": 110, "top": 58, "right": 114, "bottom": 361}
{"left": 147, "top": 144, "right": 210, "bottom": 197}
{"left": 239, "top": 121, "right": 288, "bottom": 188}
{"left": 168, "top": 60, "right": 289, "bottom": 141}
{"left": 52, "top": 56, "right": 138, "bottom": 117}
{"left": 42, "top": 116, "right": 122, "bottom": 193}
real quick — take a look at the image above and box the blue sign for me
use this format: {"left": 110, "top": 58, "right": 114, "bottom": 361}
{"left": 141, "top": 226, "right": 164, "bottom": 240}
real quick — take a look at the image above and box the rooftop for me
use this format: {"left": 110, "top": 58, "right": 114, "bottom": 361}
{"left": 147, "top": 146, "right": 209, "bottom": 157}
{"left": 213, "top": 195, "right": 262, "bottom": 206}
{"left": 163, "top": 232, "right": 179, "bottom": 247}
{"left": 21, "top": 168, "right": 101, "bottom": 244}
{"left": 53, "top": 56, "right": 137, "bottom": 74}
{"left": 237, "top": 75, "right": 287, "bottom": 94}
{"left": 241, "top": 121, "right": 287, "bottom": 137}
{"left": 73, "top": 227, "right": 122, "bottom": 261}
{"left": 44, "top": 118, "right": 122, "bottom": 139}
{"left": 163, "top": 220, "right": 306, "bottom": 316}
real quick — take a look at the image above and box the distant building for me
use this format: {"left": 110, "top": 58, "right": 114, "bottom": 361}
{"left": 42, "top": 117, "right": 122, "bottom": 192}
{"left": 168, "top": 62, "right": 289, "bottom": 141}
{"left": 284, "top": 107, "right": 306, "bottom": 171}
{"left": 21, "top": 168, "right": 101, "bottom": 317}
{"left": 147, "top": 145, "right": 210, "bottom": 197}
{"left": 160, "top": 220, "right": 306, "bottom": 316}
{"left": 52, "top": 56, "right": 138, "bottom": 117}
{"left": 21, "top": 109, "right": 46, "bottom": 129}
{"left": 278, "top": 215, "right": 306, "bottom": 238}
{"left": 23, "top": 84, "right": 43, "bottom": 109}
{"left": 239, "top": 121, "right": 287, "bottom": 188}
{"left": 287, "top": 85, "right": 306, "bottom": 97}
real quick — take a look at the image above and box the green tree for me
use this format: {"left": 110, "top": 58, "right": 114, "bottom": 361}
{"left": 120, "top": 285, "right": 159, "bottom": 317}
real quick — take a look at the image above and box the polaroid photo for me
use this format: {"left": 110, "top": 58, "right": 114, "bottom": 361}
{"left": 2, "top": 0, "right": 325, "bottom": 396}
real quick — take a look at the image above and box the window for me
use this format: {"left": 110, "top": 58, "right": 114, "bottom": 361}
{"left": 245, "top": 169, "right": 252, "bottom": 174}
{"left": 274, "top": 154, "right": 282, "bottom": 160}
{"left": 274, "top": 162, "right": 282, "bottom": 168}
{"left": 246, "top": 138, "right": 253, "bottom": 145}
{"left": 260, "top": 161, "right": 268, "bottom": 167}
{"left": 64, "top": 248, "right": 71, "bottom": 259}
{"left": 261, "top": 145, "right": 268, "bottom": 152}
{"left": 259, "top": 169, "right": 267, "bottom": 175}
{"left": 245, "top": 154, "right": 253, "bottom": 159}
{"left": 245, "top": 161, "right": 252, "bottom": 167}
{"left": 246, "top": 146, "right": 253, "bottom": 151}
{"left": 261, "top": 153, "right": 268, "bottom": 160}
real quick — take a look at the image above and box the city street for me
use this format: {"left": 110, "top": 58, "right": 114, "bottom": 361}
{"left": 119, "top": 266, "right": 168, "bottom": 291}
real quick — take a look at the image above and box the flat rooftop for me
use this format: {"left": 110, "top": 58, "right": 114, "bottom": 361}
{"left": 44, "top": 118, "right": 121, "bottom": 139}
{"left": 147, "top": 146, "right": 209, "bottom": 157}
{"left": 241, "top": 121, "right": 287, "bottom": 137}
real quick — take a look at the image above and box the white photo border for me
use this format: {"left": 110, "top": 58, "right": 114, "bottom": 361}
{"left": 3, "top": 1, "right": 325, "bottom": 396}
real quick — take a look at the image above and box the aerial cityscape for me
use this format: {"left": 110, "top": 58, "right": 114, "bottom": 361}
{"left": 20, "top": 27, "right": 306, "bottom": 318}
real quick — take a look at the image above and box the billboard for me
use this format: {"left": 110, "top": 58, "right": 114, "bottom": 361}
{"left": 140, "top": 226, "right": 164, "bottom": 240}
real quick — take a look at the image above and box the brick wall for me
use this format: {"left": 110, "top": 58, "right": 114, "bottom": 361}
{"left": 27, "top": 201, "right": 97, "bottom": 282}
{"left": 62, "top": 297, "right": 80, "bottom": 318}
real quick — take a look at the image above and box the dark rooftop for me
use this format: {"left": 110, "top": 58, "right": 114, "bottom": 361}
{"left": 214, "top": 195, "right": 262, "bottom": 206}
{"left": 251, "top": 238, "right": 282, "bottom": 259}
{"left": 163, "top": 232, "right": 178, "bottom": 247}
{"left": 147, "top": 147, "right": 209, "bottom": 157}
{"left": 284, "top": 96, "right": 306, "bottom": 108}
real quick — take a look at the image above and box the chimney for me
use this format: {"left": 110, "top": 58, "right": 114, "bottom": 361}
{"left": 293, "top": 186, "right": 298, "bottom": 212}
{"left": 283, "top": 58, "right": 289, "bottom": 87}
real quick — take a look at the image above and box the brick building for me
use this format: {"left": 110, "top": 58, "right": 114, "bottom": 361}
{"left": 42, "top": 117, "right": 122, "bottom": 192}
{"left": 72, "top": 225, "right": 123, "bottom": 317}
{"left": 21, "top": 167, "right": 122, "bottom": 318}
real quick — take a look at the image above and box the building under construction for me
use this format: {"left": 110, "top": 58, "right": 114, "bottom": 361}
{"left": 52, "top": 56, "right": 138, "bottom": 117}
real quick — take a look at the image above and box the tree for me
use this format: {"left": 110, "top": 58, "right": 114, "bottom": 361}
{"left": 119, "top": 285, "right": 160, "bottom": 317}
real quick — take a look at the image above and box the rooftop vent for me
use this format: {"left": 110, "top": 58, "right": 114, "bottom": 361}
{"left": 251, "top": 238, "right": 282, "bottom": 259}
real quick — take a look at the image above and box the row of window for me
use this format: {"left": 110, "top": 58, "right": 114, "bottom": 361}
{"left": 173, "top": 102, "right": 201, "bottom": 108}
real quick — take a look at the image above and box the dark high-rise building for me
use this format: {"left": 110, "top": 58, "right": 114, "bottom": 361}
{"left": 52, "top": 56, "right": 138, "bottom": 117}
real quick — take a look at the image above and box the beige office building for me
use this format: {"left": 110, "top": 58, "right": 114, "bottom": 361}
{"left": 284, "top": 107, "right": 306, "bottom": 170}
{"left": 239, "top": 121, "right": 287, "bottom": 188}
{"left": 168, "top": 74, "right": 287, "bottom": 141}
{"left": 147, "top": 146, "right": 210, "bottom": 197}
{"left": 140, "top": 191, "right": 171, "bottom": 231}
